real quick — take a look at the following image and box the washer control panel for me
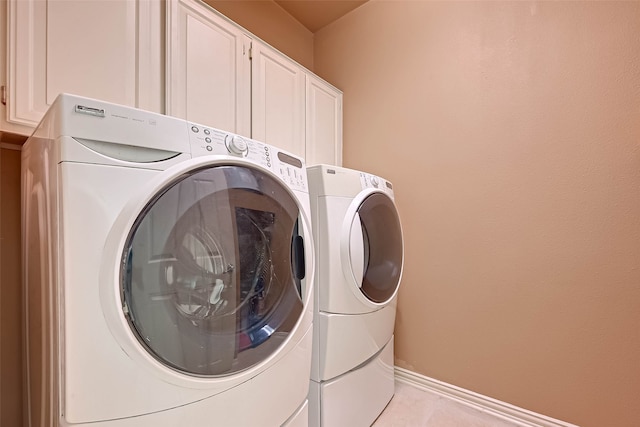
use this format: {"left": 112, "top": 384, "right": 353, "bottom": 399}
{"left": 359, "top": 171, "right": 394, "bottom": 197}
{"left": 187, "top": 122, "right": 308, "bottom": 192}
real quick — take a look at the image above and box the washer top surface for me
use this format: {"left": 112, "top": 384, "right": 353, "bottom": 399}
{"left": 29, "top": 93, "right": 309, "bottom": 194}
{"left": 35, "top": 93, "right": 189, "bottom": 154}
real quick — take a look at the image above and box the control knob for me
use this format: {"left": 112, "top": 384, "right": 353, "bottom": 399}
{"left": 226, "top": 135, "right": 248, "bottom": 155}
{"left": 370, "top": 176, "right": 380, "bottom": 187}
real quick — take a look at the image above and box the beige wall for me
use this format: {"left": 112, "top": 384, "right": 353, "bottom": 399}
{"left": 203, "top": 0, "right": 314, "bottom": 70}
{"left": 314, "top": 1, "right": 640, "bottom": 427}
{"left": 0, "top": 145, "right": 23, "bottom": 427}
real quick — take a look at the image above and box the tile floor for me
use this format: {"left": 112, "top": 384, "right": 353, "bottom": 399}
{"left": 372, "top": 381, "right": 522, "bottom": 427}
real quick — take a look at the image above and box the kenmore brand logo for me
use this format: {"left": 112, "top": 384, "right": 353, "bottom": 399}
{"left": 75, "top": 104, "right": 105, "bottom": 117}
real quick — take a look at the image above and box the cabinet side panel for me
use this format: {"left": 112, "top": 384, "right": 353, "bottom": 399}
{"left": 305, "top": 77, "right": 342, "bottom": 166}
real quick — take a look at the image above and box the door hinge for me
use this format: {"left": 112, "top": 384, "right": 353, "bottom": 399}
{"left": 1, "top": 85, "right": 5, "bottom": 105}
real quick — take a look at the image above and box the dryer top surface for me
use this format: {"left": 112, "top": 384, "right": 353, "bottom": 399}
{"left": 307, "top": 164, "right": 394, "bottom": 199}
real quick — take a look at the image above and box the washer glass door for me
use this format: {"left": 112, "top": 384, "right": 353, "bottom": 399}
{"left": 352, "top": 192, "right": 403, "bottom": 303}
{"left": 120, "top": 164, "right": 305, "bottom": 376}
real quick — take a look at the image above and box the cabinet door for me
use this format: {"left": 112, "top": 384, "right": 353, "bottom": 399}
{"left": 251, "top": 41, "right": 306, "bottom": 158}
{"left": 167, "top": 0, "right": 251, "bottom": 137}
{"left": 305, "top": 75, "right": 343, "bottom": 166}
{"left": 7, "top": 0, "right": 163, "bottom": 128}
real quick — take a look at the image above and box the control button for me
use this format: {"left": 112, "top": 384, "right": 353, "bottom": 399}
{"left": 204, "top": 129, "right": 211, "bottom": 135}
{"left": 206, "top": 146, "right": 213, "bottom": 152}
{"left": 226, "top": 135, "right": 248, "bottom": 155}
{"left": 267, "top": 162, "right": 271, "bottom": 167}
{"left": 370, "top": 176, "right": 380, "bottom": 187}
{"left": 205, "top": 137, "right": 212, "bottom": 143}
{"left": 191, "top": 126, "right": 199, "bottom": 133}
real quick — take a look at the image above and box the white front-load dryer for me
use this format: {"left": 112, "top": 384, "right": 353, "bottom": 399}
{"left": 22, "top": 94, "right": 315, "bottom": 426}
{"left": 306, "top": 165, "right": 404, "bottom": 427}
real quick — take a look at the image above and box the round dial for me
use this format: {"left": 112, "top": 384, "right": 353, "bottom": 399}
{"left": 227, "top": 135, "right": 248, "bottom": 155}
{"left": 370, "top": 176, "right": 380, "bottom": 187}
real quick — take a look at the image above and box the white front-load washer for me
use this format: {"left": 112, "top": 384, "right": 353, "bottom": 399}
{"left": 306, "top": 165, "right": 404, "bottom": 427}
{"left": 21, "top": 94, "right": 315, "bottom": 427}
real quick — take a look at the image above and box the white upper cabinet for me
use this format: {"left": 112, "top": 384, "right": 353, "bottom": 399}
{"left": 6, "top": 0, "right": 163, "bottom": 128}
{"left": 166, "top": 0, "right": 251, "bottom": 137}
{"left": 165, "top": 0, "right": 341, "bottom": 165}
{"left": 251, "top": 41, "right": 306, "bottom": 159}
{"left": 3, "top": 0, "right": 342, "bottom": 164}
{"left": 305, "top": 75, "right": 343, "bottom": 166}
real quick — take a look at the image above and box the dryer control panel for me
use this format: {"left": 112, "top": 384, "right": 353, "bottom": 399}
{"left": 187, "top": 122, "right": 308, "bottom": 192}
{"left": 359, "top": 172, "right": 394, "bottom": 198}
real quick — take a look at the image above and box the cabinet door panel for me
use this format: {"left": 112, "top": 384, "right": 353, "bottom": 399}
{"left": 306, "top": 76, "right": 343, "bottom": 166}
{"left": 167, "top": 0, "right": 250, "bottom": 136}
{"left": 251, "top": 42, "right": 305, "bottom": 158}
{"left": 46, "top": 1, "right": 135, "bottom": 106}
{"left": 7, "top": 0, "right": 162, "bottom": 128}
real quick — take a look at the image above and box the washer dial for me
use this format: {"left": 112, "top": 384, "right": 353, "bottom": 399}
{"left": 226, "top": 135, "right": 248, "bottom": 156}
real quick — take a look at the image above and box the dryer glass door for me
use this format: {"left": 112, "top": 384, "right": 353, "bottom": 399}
{"left": 120, "top": 165, "right": 305, "bottom": 376}
{"left": 355, "top": 192, "right": 403, "bottom": 303}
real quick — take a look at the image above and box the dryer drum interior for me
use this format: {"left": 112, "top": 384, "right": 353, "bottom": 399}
{"left": 120, "top": 165, "right": 305, "bottom": 376}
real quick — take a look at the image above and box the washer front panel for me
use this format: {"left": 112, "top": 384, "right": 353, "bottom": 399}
{"left": 121, "top": 164, "right": 305, "bottom": 376}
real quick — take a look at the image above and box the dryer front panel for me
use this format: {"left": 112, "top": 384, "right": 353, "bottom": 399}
{"left": 121, "top": 164, "right": 306, "bottom": 377}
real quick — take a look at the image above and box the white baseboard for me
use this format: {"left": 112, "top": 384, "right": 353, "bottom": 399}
{"left": 394, "top": 367, "right": 580, "bottom": 427}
